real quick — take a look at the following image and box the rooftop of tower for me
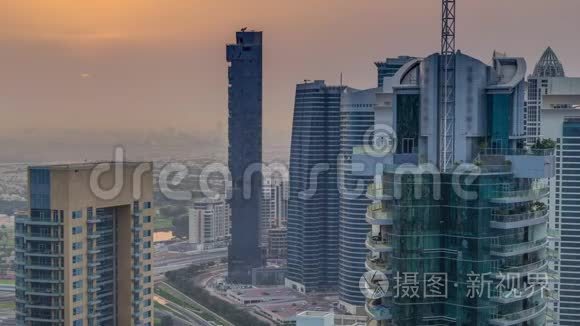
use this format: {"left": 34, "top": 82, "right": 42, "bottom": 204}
{"left": 532, "top": 47, "right": 565, "bottom": 77}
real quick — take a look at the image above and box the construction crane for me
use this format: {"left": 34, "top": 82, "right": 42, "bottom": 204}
{"left": 439, "top": 0, "right": 456, "bottom": 171}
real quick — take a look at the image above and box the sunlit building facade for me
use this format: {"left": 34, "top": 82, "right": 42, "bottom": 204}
{"left": 15, "top": 163, "right": 155, "bottom": 326}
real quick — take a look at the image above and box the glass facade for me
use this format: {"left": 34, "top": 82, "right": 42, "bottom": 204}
{"left": 338, "top": 90, "right": 375, "bottom": 308}
{"left": 555, "top": 119, "right": 580, "bottom": 325}
{"left": 286, "top": 81, "right": 342, "bottom": 293}
{"left": 226, "top": 31, "right": 264, "bottom": 283}
{"left": 365, "top": 53, "right": 553, "bottom": 326}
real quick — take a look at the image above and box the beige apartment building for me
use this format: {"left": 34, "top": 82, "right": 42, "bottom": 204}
{"left": 15, "top": 162, "right": 155, "bottom": 326}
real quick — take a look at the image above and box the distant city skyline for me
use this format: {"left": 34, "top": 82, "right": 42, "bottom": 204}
{"left": 2, "top": 0, "right": 580, "bottom": 162}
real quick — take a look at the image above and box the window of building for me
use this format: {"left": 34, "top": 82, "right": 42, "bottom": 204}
{"left": 73, "top": 280, "right": 83, "bottom": 289}
{"left": 72, "top": 242, "right": 82, "bottom": 250}
{"left": 73, "top": 268, "right": 82, "bottom": 276}
{"left": 144, "top": 264, "right": 151, "bottom": 272}
{"left": 72, "top": 226, "right": 82, "bottom": 235}
{"left": 73, "top": 255, "right": 83, "bottom": 264}
{"left": 73, "top": 294, "right": 83, "bottom": 302}
{"left": 144, "top": 276, "right": 151, "bottom": 284}
{"left": 143, "top": 216, "right": 151, "bottom": 223}
{"left": 73, "top": 306, "right": 83, "bottom": 315}
{"left": 73, "top": 320, "right": 83, "bottom": 326}
{"left": 72, "top": 210, "right": 82, "bottom": 219}
{"left": 143, "top": 202, "right": 152, "bottom": 209}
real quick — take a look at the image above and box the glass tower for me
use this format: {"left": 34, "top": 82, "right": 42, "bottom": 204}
{"left": 226, "top": 30, "right": 264, "bottom": 283}
{"left": 286, "top": 80, "right": 342, "bottom": 293}
{"left": 360, "top": 53, "right": 557, "bottom": 325}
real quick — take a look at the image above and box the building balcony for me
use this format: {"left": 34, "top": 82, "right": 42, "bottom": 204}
{"left": 491, "top": 208, "right": 548, "bottom": 229}
{"left": 25, "top": 249, "right": 63, "bottom": 257}
{"left": 366, "top": 233, "right": 393, "bottom": 253}
{"left": 366, "top": 204, "right": 394, "bottom": 226}
{"left": 25, "top": 233, "right": 61, "bottom": 241}
{"left": 365, "top": 254, "right": 391, "bottom": 274}
{"left": 27, "top": 302, "right": 64, "bottom": 310}
{"left": 25, "top": 277, "right": 63, "bottom": 284}
{"left": 480, "top": 148, "right": 556, "bottom": 178}
{"left": 490, "top": 285, "right": 544, "bottom": 304}
{"left": 365, "top": 303, "right": 392, "bottom": 321}
{"left": 489, "top": 302, "right": 547, "bottom": 326}
{"left": 490, "top": 187, "right": 549, "bottom": 204}
{"left": 494, "top": 260, "right": 548, "bottom": 279}
{"left": 491, "top": 238, "right": 548, "bottom": 257}
{"left": 26, "top": 316, "right": 64, "bottom": 323}
{"left": 25, "top": 265, "right": 63, "bottom": 271}
{"left": 26, "top": 288, "right": 63, "bottom": 296}
{"left": 366, "top": 184, "right": 393, "bottom": 200}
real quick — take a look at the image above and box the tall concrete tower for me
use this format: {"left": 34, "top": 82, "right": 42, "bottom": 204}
{"left": 226, "top": 30, "right": 264, "bottom": 283}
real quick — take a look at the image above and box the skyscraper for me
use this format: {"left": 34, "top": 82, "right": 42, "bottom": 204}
{"left": 15, "top": 162, "right": 155, "bottom": 326}
{"left": 359, "top": 53, "right": 556, "bottom": 325}
{"left": 338, "top": 56, "right": 414, "bottom": 314}
{"left": 535, "top": 65, "right": 580, "bottom": 325}
{"left": 226, "top": 30, "right": 263, "bottom": 283}
{"left": 526, "top": 47, "right": 567, "bottom": 145}
{"left": 286, "top": 80, "right": 342, "bottom": 293}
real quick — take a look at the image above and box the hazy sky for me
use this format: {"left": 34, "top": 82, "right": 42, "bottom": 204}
{"left": 1, "top": 0, "right": 580, "bottom": 161}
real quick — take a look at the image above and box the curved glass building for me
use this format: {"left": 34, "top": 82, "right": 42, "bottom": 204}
{"left": 338, "top": 87, "right": 377, "bottom": 312}
{"left": 359, "top": 53, "right": 557, "bottom": 325}
{"left": 286, "top": 80, "right": 342, "bottom": 293}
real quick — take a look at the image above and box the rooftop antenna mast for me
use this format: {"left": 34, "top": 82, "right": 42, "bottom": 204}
{"left": 439, "top": 0, "right": 456, "bottom": 171}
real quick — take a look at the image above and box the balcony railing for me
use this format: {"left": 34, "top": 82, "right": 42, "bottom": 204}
{"left": 480, "top": 148, "right": 554, "bottom": 156}
{"left": 489, "top": 302, "right": 546, "bottom": 326}
{"left": 367, "top": 184, "right": 394, "bottom": 200}
{"left": 366, "top": 203, "right": 393, "bottom": 225}
{"left": 366, "top": 233, "right": 393, "bottom": 252}
{"left": 366, "top": 255, "right": 391, "bottom": 275}
{"left": 491, "top": 208, "right": 548, "bottom": 224}
{"left": 491, "top": 238, "right": 548, "bottom": 257}
{"left": 365, "top": 303, "right": 392, "bottom": 321}
{"left": 490, "top": 187, "right": 549, "bottom": 203}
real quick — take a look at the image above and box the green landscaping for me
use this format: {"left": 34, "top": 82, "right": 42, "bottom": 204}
{"left": 165, "top": 265, "right": 269, "bottom": 326}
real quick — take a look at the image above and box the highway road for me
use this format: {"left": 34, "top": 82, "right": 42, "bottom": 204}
{"left": 154, "top": 247, "right": 227, "bottom": 275}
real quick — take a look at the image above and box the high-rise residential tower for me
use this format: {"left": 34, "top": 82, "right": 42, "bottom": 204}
{"left": 526, "top": 47, "right": 567, "bottom": 145}
{"left": 15, "top": 162, "right": 155, "bottom": 326}
{"left": 358, "top": 53, "right": 557, "bottom": 325}
{"left": 338, "top": 87, "right": 377, "bottom": 313}
{"left": 226, "top": 30, "right": 263, "bottom": 283}
{"left": 261, "top": 177, "right": 288, "bottom": 246}
{"left": 536, "top": 68, "right": 580, "bottom": 326}
{"left": 286, "top": 80, "right": 342, "bottom": 293}
{"left": 188, "top": 198, "right": 230, "bottom": 249}
{"left": 338, "top": 56, "right": 414, "bottom": 314}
